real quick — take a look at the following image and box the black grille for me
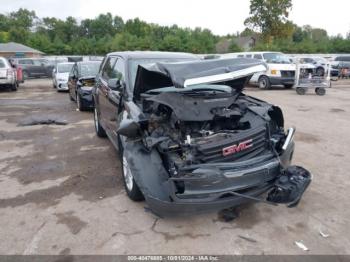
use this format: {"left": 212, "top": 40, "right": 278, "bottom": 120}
{"left": 281, "top": 70, "right": 295, "bottom": 78}
{"left": 195, "top": 126, "right": 269, "bottom": 163}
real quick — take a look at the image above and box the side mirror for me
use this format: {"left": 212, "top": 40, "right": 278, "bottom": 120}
{"left": 117, "top": 118, "right": 140, "bottom": 138}
{"left": 108, "top": 78, "right": 122, "bottom": 90}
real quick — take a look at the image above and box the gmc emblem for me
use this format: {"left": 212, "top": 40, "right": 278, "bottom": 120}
{"left": 222, "top": 139, "right": 253, "bottom": 156}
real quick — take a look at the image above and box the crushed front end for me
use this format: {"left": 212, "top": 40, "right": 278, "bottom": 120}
{"left": 120, "top": 58, "right": 311, "bottom": 216}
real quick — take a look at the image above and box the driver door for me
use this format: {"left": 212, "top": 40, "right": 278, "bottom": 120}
{"left": 97, "top": 56, "right": 125, "bottom": 138}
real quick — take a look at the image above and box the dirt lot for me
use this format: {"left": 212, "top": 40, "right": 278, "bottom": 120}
{"left": 0, "top": 78, "right": 350, "bottom": 255}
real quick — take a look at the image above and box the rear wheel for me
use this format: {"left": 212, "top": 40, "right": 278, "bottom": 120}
{"left": 119, "top": 143, "right": 144, "bottom": 202}
{"left": 94, "top": 107, "right": 107, "bottom": 138}
{"left": 258, "top": 76, "right": 271, "bottom": 89}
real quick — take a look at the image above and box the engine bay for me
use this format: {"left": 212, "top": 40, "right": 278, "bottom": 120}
{"left": 137, "top": 87, "right": 286, "bottom": 176}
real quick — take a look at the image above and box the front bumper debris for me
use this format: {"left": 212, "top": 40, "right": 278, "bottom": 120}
{"left": 267, "top": 166, "right": 312, "bottom": 207}
{"left": 78, "top": 89, "right": 94, "bottom": 108}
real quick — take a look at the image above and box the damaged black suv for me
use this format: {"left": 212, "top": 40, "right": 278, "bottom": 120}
{"left": 93, "top": 51, "right": 311, "bottom": 216}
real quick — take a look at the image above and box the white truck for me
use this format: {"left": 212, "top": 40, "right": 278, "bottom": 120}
{"left": 220, "top": 52, "right": 296, "bottom": 89}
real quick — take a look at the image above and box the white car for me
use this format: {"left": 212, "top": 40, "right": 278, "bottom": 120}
{"left": 0, "top": 56, "right": 17, "bottom": 91}
{"left": 52, "top": 62, "right": 74, "bottom": 91}
{"left": 220, "top": 52, "right": 296, "bottom": 89}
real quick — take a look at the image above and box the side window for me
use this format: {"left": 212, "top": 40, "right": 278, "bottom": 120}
{"left": 19, "top": 60, "right": 31, "bottom": 65}
{"left": 112, "top": 58, "right": 125, "bottom": 82}
{"left": 33, "top": 60, "right": 42, "bottom": 66}
{"left": 237, "top": 55, "right": 244, "bottom": 58}
{"left": 246, "top": 54, "right": 252, "bottom": 58}
{"left": 101, "top": 57, "right": 117, "bottom": 80}
{"left": 253, "top": 54, "right": 263, "bottom": 60}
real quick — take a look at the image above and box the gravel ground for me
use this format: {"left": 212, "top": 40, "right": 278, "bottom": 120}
{"left": 0, "top": 78, "right": 349, "bottom": 255}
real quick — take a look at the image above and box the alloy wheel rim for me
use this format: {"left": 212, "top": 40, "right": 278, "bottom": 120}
{"left": 260, "top": 79, "right": 266, "bottom": 88}
{"left": 122, "top": 155, "right": 134, "bottom": 191}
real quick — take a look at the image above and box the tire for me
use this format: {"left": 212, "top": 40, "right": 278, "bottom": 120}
{"left": 316, "top": 67, "right": 325, "bottom": 76}
{"left": 94, "top": 107, "right": 107, "bottom": 138}
{"left": 22, "top": 71, "right": 29, "bottom": 80}
{"left": 76, "top": 93, "right": 86, "bottom": 111}
{"left": 10, "top": 83, "right": 18, "bottom": 91}
{"left": 296, "top": 87, "right": 307, "bottom": 95}
{"left": 315, "top": 87, "right": 326, "bottom": 96}
{"left": 258, "top": 76, "right": 271, "bottom": 89}
{"left": 284, "top": 84, "right": 294, "bottom": 89}
{"left": 119, "top": 142, "right": 144, "bottom": 202}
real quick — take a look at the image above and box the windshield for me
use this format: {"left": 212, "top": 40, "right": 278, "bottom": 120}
{"left": 79, "top": 62, "right": 100, "bottom": 77}
{"left": 0, "top": 60, "right": 6, "bottom": 68}
{"left": 263, "top": 53, "right": 291, "bottom": 64}
{"left": 313, "top": 57, "right": 327, "bottom": 64}
{"left": 129, "top": 58, "right": 197, "bottom": 89}
{"left": 57, "top": 63, "right": 73, "bottom": 73}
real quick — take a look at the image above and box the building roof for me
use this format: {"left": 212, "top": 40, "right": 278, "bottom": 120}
{"left": 0, "top": 42, "right": 44, "bottom": 54}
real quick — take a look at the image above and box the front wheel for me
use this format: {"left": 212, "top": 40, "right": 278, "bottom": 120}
{"left": 76, "top": 93, "right": 87, "bottom": 111}
{"left": 258, "top": 76, "right": 271, "bottom": 89}
{"left": 93, "top": 107, "right": 107, "bottom": 138}
{"left": 120, "top": 145, "right": 144, "bottom": 202}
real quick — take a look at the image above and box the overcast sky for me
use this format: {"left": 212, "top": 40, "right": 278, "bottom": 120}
{"left": 1, "top": 0, "right": 349, "bottom": 37}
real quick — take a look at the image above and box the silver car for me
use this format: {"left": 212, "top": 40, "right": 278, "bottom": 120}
{"left": 52, "top": 62, "right": 74, "bottom": 91}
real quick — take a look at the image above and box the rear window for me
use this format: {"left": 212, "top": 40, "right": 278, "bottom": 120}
{"left": 79, "top": 62, "right": 101, "bottom": 77}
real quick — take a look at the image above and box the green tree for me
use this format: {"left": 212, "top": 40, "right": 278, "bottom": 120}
{"left": 244, "top": 0, "right": 292, "bottom": 42}
{"left": 9, "top": 8, "right": 37, "bottom": 30}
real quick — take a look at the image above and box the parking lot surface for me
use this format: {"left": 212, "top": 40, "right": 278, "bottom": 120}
{"left": 0, "top": 79, "right": 350, "bottom": 255}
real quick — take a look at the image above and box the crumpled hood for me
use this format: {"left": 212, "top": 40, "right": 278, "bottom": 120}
{"left": 133, "top": 58, "right": 267, "bottom": 100}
